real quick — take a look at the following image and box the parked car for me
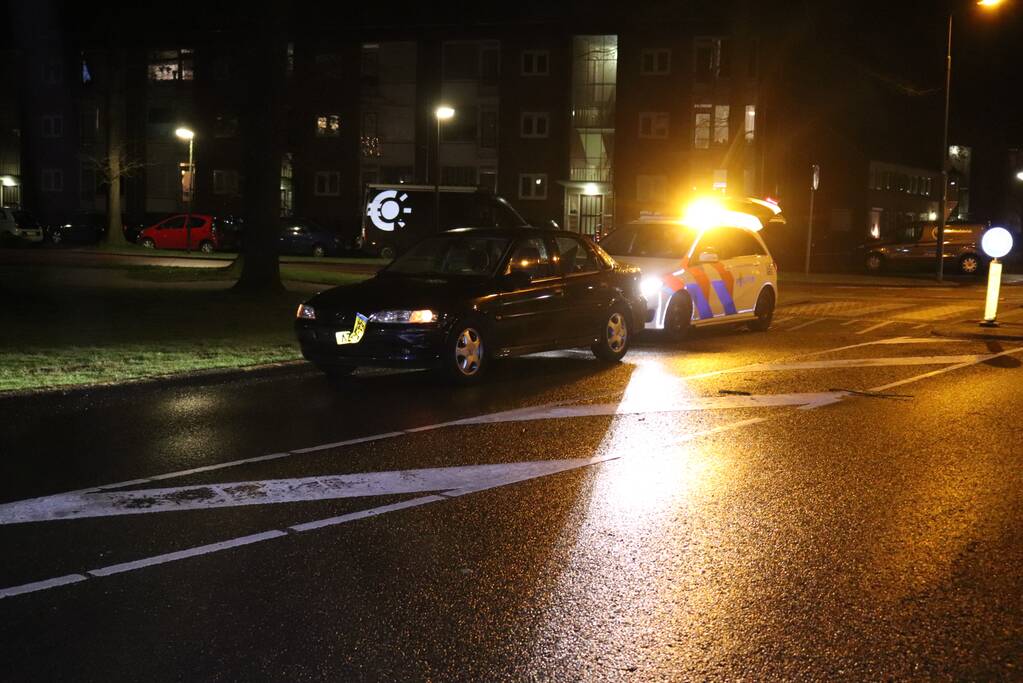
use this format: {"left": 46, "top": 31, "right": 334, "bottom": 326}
{"left": 137, "top": 214, "right": 243, "bottom": 253}
{"left": 46, "top": 213, "right": 106, "bottom": 245}
{"left": 279, "top": 218, "right": 342, "bottom": 257}
{"left": 0, "top": 208, "right": 44, "bottom": 246}
{"left": 295, "top": 227, "right": 643, "bottom": 384}
{"left": 357, "top": 184, "right": 530, "bottom": 259}
{"left": 600, "top": 209, "right": 778, "bottom": 339}
{"left": 864, "top": 222, "right": 986, "bottom": 275}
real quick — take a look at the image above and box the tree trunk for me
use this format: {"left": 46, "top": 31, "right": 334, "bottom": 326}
{"left": 234, "top": 16, "right": 285, "bottom": 294}
{"left": 103, "top": 50, "right": 129, "bottom": 247}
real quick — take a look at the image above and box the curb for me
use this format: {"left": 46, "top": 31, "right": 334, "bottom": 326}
{"left": 0, "top": 360, "right": 318, "bottom": 404}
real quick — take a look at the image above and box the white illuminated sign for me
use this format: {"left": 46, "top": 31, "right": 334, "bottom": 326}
{"left": 366, "top": 190, "right": 412, "bottom": 232}
{"left": 981, "top": 227, "right": 1013, "bottom": 259}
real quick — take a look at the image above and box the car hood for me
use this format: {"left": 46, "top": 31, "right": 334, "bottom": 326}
{"left": 612, "top": 255, "right": 685, "bottom": 277}
{"left": 308, "top": 273, "right": 493, "bottom": 312}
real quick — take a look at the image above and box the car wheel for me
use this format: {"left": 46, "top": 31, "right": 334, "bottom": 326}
{"left": 864, "top": 253, "right": 885, "bottom": 272}
{"left": 959, "top": 253, "right": 980, "bottom": 275}
{"left": 312, "top": 244, "right": 326, "bottom": 258}
{"left": 592, "top": 305, "right": 631, "bottom": 362}
{"left": 141, "top": 237, "right": 156, "bottom": 249}
{"left": 664, "top": 292, "right": 693, "bottom": 343}
{"left": 51, "top": 231, "right": 63, "bottom": 245}
{"left": 445, "top": 322, "right": 487, "bottom": 384}
{"left": 380, "top": 245, "right": 396, "bottom": 260}
{"left": 747, "top": 287, "right": 776, "bottom": 332}
{"left": 199, "top": 241, "right": 215, "bottom": 254}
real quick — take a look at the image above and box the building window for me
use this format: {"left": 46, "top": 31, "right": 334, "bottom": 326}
{"left": 480, "top": 108, "right": 499, "bottom": 149}
{"left": 744, "top": 105, "right": 756, "bottom": 142}
{"left": 521, "top": 112, "right": 550, "bottom": 138}
{"left": 361, "top": 44, "right": 380, "bottom": 78}
{"left": 636, "top": 174, "right": 668, "bottom": 202}
{"left": 286, "top": 42, "right": 295, "bottom": 76}
{"left": 361, "top": 111, "right": 381, "bottom": 157}
{"left": 42, "top": 168, "right": 64, "bottom": 192}
{"left": 79, "top": 108, "right": 99, "bottom": 144}
{"left": 44, "top": 60, "right": 63, "bottom": 84}
{"left": 713, "top": 168, "right": 728, "bottom": 191}
{"left": 212, "top": 170, "right": 239, "bottom": 195}
{"left": 314, "top": 171, "right": 340, "bottom": 196}
{"left": 316, "top": 114, "right": 341, "bottom": 137}
{"left": 42, "top": 114, "right": 64, "bottom": 139}
{"left": 713, "top": 105, "right": 730, "bottom": 144}
{"left": 441, "top": 166, "right": 477, "bottom": 186}
{"left": 693, "top": 104, "right": 711, "bottom": 149}
{"left": 281, "top": 154, "right": 294, "bottom": 216}
{"left": 518, "top": 173, "right": 547, "bottom": 200}
{"left": 694, "top": 38, "right": 730, "bottom": 82}
{"left": 214, "top": 114, "right": 239, "bottom": 138}
{"left": 443, "top": 41, "right": 500, "bottom": 81}
{"left": 479, "top": 168, "right": 497, "bottom": 192}
{"left": 148, "top": 49, "right": 194, "bottom": 81}
{"left": 480, "top": 45, "right": 500, "bottom": 83}
{"left": 522, "top": 49, "right": 550, "bottom": 76}
{"left": 640, "top": 48, "right": 670, "bottom": 75}
{"left": 638, "top": 112, "right": 669, "bottom": 139}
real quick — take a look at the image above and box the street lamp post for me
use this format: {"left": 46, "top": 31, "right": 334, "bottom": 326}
{"left": 175, "top": 127, "right": 195, "bottom": 253}
{"left": 936, "top": 0, "right": 1005, "bottom": 281}
{"left": 434, "top": 106, "right": 454, "bottom": 233}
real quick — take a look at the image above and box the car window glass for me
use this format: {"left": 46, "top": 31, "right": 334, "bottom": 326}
{"left": 163, "top": 216, "right": 186, "bottom": 229}
{"left": 693, "top": 229, "right": 722, "bottom": 259}
{"left": 555, "top": 236, "right": 598, "bottom": 275}
{"left": 187, "top": 216, "right": 205, "bottom": 228}
{"left": 632, "top": 223, "right": 696, "bottom": 258}
{"left": 598, "top": 227, "right": 636, "bottom": 255}
{"left": 387, "top": 235, "right": 510, "bottom": 276}
{"left": 507, "top": 236, "right": 554, "bottom": 278}
{"left": 730, "top": 229, "right": 765, "bottom": 257}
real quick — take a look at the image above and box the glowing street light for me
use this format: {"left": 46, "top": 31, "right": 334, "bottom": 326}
{"left": 980, "top": 227, "right": 1013, "bottom": 327}
{"left": 433, "top": 105, "right": 455, "bottom": 232}
{"left": 175, "top": 127, "right": 196, "bottom": 252}
{"left": 1015, "top": 170, "right": 1023, "bottom": 182}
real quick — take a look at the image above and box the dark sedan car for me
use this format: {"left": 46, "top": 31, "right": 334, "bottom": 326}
{"left": 295, "top": 228, "right": 643, "bottom": 383}
{"left": 279, "top": 218, "right": 342, "bottom": 257}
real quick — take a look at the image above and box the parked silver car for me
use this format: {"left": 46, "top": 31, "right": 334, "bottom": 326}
{"left": 864, "top": 223, "right": 984, "bottom": 275}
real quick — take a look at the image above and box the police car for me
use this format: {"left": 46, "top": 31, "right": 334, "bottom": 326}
{"left": 600, "top": 198, "right": 781, "bottom": 339}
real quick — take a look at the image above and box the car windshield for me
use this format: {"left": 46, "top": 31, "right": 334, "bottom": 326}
{"left": 385, "top": 235, "right": 511, "bottom": 276}
{"left": 602, "top": 223, "right": 696, "bottom": 258}
{"left": 13, "top": 211, "right": 40, "bottom": 227}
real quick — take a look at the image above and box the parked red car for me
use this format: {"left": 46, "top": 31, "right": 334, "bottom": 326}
{"left": 137, "top": 214, "right": 243, "bottom": 253}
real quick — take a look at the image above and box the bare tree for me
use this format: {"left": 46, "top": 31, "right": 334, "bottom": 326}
{"left": 98, "top": 49, "right": 132, "bottom": 247}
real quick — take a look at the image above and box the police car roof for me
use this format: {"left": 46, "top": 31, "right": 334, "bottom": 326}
{"left": 444, "top": 226, "right": 596, "bottom": 240}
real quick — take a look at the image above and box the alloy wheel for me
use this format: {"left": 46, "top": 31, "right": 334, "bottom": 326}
{"left": 606, "top": 312, "right": 627, "bottom": 353}
{"left": 454, "top": 328, "right": 483, "bottom": 376}
{"left": 961, "top": 256, "right": 979, "bottom": 274}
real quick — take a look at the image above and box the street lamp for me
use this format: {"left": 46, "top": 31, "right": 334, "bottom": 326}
{"left": 434, "top": 106, "right": 454, "bottom": 232}
{"left": 1015, "top": 170, "right": 1023, "bottom": 182}
{"left": 935, "top": 0, "right": 1006, "bottom": 281}
{"left": 175, "top": 127, "right": 196, "bottom": 253}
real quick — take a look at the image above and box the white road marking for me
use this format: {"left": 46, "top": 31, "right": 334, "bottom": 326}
{"left": 87, "top": 530, "right": 288, "bottom": 577}
{"left": 0, "top": 573, "right": 88, "bottom": 599}
{"left": 913, "top": 323, "right": 930, "bottom": 330}
{"left": 788, "top": 318, "right": 829, "bottom": 331}
{"left": 708, "top": 354, "right": 987, "bottom": 374}
{"left": 869, "top": 347, "right": 1023, "bottom": 393}
{"left": 856, "top": 320, "right": 897, "bottom": 335}
{"left": 841, "top": 319, "right": 865, "bottom": 326}
{"left": 0, "top": 460, "right": 618, "bottom": 525}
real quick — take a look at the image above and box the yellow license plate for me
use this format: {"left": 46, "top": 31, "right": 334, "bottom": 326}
{"left": 335, "top": 313, "right": 368, "bottom": 345}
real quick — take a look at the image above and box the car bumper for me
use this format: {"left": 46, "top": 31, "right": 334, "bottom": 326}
{"left": 296, "top": 321, "right": 447, "bottom": 369}
{"left": 6, "top": 230, "right": 44, "bottom": 243}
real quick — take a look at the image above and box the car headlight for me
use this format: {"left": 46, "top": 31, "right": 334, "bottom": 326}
{"left": 296, "top": 304, "right": 316, "bottom": 320}
{"left": 639, "top": 276, "right": 662, "bottom": 298}
{"left": 368, "top": 309, "right": 437, "bottom": 324}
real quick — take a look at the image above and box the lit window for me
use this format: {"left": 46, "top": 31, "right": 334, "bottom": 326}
{"left": 521, "top": 50, "right": 550, "bottom": 76}
{"left": 638, "top": 112, "right": 669, "bottom": 139}
{"left": 316, "top": 114, "right": 341, "bottom": 137}
{"left": 519, "top": 173, "right": 547, "bottom": 200}
{"left": 713, "top": 105, "right": 730, "bottom": 144}
{"left": 693, "top": 104, "right": 711, "bottom": 149}
{"left": 744, "top": 105, "right": 755, "bottom": 142}
{"left": 148, "top": 49, "right": 194, "bottom": 81}
{"left": 694, "top": 37, "right": 730, "bottom": 81}
{"left": 640, "top": 48, "right": 670, "bottom": 75}
{"left": 314, "top": 171, "right": 340, "bottom": 196}
{"left": 521, "top": 112, "right": 550, "bottom": 138}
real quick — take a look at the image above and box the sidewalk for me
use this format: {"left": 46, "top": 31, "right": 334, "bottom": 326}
{"left": 779, "top": 271, "right": 962, "bottom": 288}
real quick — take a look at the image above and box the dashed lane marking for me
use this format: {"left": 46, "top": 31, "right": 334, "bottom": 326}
{"left": 869, "top": 346, "right": 1023, "bottom": 393}
{"left": 787, "top": 318, "right": 830, "bottom": 331}
{"left": 856, "top": 320, "right": 897, "bottom": 335}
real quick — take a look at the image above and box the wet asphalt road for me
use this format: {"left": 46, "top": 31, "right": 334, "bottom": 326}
{"left": 2, "top": 282, "right": 1023, "bottom": 681}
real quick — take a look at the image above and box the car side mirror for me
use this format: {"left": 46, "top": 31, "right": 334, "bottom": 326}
{"left": 698, "top": 250, "right": 719, "bottom": 264}
{"left": 503, "top": 269, "right": 532, "bottom": 289}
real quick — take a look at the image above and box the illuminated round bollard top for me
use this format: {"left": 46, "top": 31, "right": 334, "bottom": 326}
{"left": 981, "top": 227, "right": 1013, "bottom": 259}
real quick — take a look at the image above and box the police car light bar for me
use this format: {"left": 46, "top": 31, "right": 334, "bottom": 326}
{"left": 682, "top": 198, "right": 764, "bottom": 232}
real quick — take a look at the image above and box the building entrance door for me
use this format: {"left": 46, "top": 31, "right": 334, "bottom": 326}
{"left": 579, "top": 194, "right": 603, "bottom": 236}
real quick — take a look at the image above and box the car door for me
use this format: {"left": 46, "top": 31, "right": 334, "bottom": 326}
{"left": 185, "top": 215, "right": 207, "bottom": 250}
{"left": 493, "top": 236, "right": 565, "bottom": 351}
{"left": 721, "top": 228, "right": 768, "bottom": 313}
{"left": 554, "top": 235, "right": 607, "bottom": 344}
{"left": 157, "top": 216, "right": 186, "bottom": 249}
{"left": 279, "top": 222, "right": 308, "bottom": 255}
{"left": 688, "top": 228, "right": 739, "bottom": 320}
